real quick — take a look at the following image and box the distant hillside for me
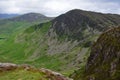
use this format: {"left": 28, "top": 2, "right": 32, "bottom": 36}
{"left": 0, "top": 9, "right": 120, "bottom": 76}
{"left": 8, "top": 13, "right": 53, "bottom": 22}
{"left": 0, "top": 14, "right": 18, "bottom": 19}
{"left": 0, "top": 13, "right": 53, "bottom": 35}
{"left": 72, "top": 27, "right": 120, "bottom": 80}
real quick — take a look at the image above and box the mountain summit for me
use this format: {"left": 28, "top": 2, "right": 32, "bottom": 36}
{"left": 51, "top": 9, "right": 120, "bottom": 40}
{"left": 0, "top": 13, "right": 53, "bottom": 35}
{"left": 8, "top": 13, "right": 52, "bottom": 22}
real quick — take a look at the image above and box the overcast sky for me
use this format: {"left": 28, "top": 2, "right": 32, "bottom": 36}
{"left": 0, "top": 0, "right": 119, "bottom": 17}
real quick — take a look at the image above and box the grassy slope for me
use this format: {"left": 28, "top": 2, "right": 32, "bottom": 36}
{"left": 0, "top": 21, "right": 98, "bottom": 77}
{"left": 0, "top": 69, "right": 48, "bottom": 80}
{"left": 0, "top": 19, "right": 51, "bottom": 63}
{"left": 0, "top": 20, "right": 43, "bottom": 61}
{"left": 0, "top": 20, "right": 43, "bottom": 36}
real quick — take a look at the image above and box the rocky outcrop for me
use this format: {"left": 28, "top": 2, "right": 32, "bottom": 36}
{"left": 40, "top": 68, "right": 72, "bottom": 80}
{"left": 84, "top": 27, "right": 120, "bottom": 80}
{"left": 0, "top": 63, "right": 72, "bottom": 80}
{"left": 0, "top": 63, "right": 17, "bottom": 71}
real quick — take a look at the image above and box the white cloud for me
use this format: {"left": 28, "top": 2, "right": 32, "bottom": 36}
{"left": 0, "top": 0, "right": 119, "bottom": 17}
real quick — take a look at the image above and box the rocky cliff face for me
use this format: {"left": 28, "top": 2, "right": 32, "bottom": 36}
{"left": 74, "top": 27, "right": 120, "bottom": 80}
{"left": 72, "top": 27, "right": 120, "bottom": 80}
{"left": 51, "top": 9, "right": 120, "bottom": 40}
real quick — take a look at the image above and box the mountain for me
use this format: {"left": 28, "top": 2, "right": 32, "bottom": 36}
{"left": 8, "top": 13, "right": 52, "bottom": 22}
{"left": 72, "top": 26, "right": 120, "bottom": 80}
{"left": 0, "top": 9, "right": 120, "bottom": 76}
{"left": 0, "top": 14, "right": 19, "bottom": 19}
{"left": 51, "top": 9, "right": 120, "bottom": 40}
{"left": 0, "top": 13, "right": 53, "bottom": 35}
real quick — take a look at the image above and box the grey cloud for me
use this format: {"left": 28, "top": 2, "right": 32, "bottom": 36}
{"left": 0, "top": 0, "right": 119, "bottom": 17}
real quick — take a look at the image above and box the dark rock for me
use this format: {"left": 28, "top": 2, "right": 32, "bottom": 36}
{"left": 51, "top": 9, "right": 120, "bottom": 40}
{"left": 85, "top": 27, "right": 120, "bottom": 80}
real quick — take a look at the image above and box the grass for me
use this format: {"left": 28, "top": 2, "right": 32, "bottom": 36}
{"left": 0, "top": 22, "right": 54, "bottom": 65}
{"left": 0, "top": 20, "right": 96, "bottom": 77}
{"left": 0, "top": 69, "right": 48, "bottom": 80}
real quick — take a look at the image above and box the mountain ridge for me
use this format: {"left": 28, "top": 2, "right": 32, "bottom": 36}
{"left": 51, "top": 9, "right": 120, "bottom": 40}
{"left": 8, "top": 13, "right": 53, "bottom": 22}
{"left": 0, "top": 13, "right": 53, "bottom": 35}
